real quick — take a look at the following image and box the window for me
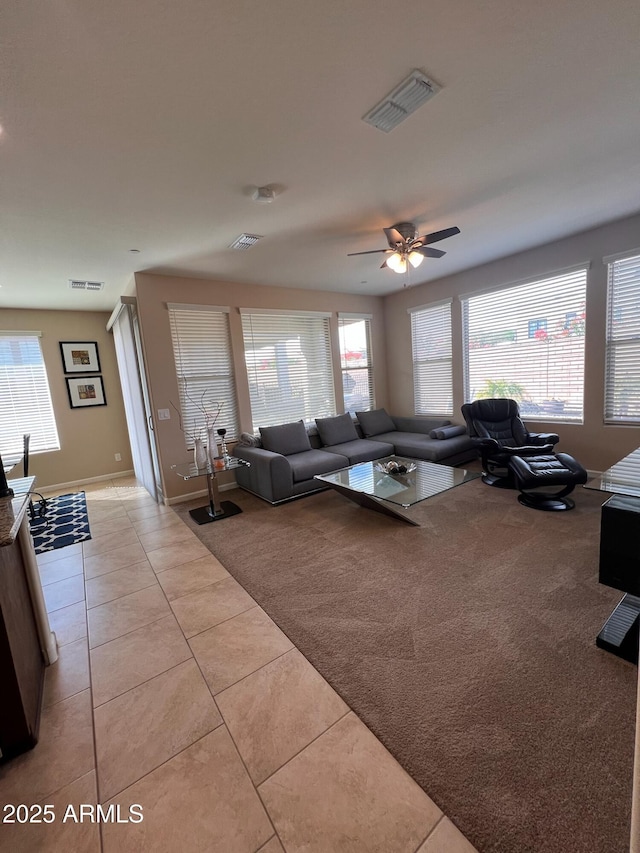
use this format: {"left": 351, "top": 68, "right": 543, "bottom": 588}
{"left": 168, "top": 304, "right": 239, "bottom": 445}
{"left": 0, "top": 332, "right": 60, "bottom": 455}
{"left": 240, "top": 309, "right": 335, "bottom": 430}
{"left": 605, "top": 251, "right": 640, "bottom": 423}
{"left": 410, "top": 300, "right": 453, "bottom": 416}
{"left": 462, "top": 267, "right": 587, "bottom": 421}
{"left": 338, "top": 314, "right": 374, "bottom": 414}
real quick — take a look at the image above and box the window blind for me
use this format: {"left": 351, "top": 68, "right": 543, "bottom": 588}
{"left": 410, "top": 301, "right": 453, "bottom": 416}
{"left": 167, "top": 306, "right": 239, "bottom": 445}
{"left": 241, "top": 310, "right": 336, "bottom": 430}
{"left": 462, "top": 268, "right": 587, "bottom": 422}
{"left": 338, "top": 315, "right": 374, "bottom": 413}
{"left": 605, "top": 252, "right": 640, "bottom": 423}
{"left": 0, "top": 332, "right": 60, "bottom": 455}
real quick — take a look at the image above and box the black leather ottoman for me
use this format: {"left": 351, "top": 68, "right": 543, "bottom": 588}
{"left": 509, "top": 452, "right": 588, "bottom": 511}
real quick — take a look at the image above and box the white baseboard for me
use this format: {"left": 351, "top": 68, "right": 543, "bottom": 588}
{"left": 166, "top": 481, "right": 239, "bottom": 506}
{"left": 43, "top": 469, "right": 136, "bottom": 494}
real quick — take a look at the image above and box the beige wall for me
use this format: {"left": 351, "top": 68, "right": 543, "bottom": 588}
{"left": 134, "top": 273, "right": 387, "bottom": 501}
{"left": 383, "top": 212, "right": 640, "bottom": 472}
{"left": 1, "top": 309, "right": 133, "bottom": 488}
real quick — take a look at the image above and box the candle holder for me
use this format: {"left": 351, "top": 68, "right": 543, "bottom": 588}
{"left": 217, "top": 428, "right": 229, "bottom": 462}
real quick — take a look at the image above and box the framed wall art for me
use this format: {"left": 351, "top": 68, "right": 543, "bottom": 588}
{"left": 59, "top": 341, "right": 101, "bottom": 374}
{"left": 66, "top": 375, "right": 107, "bottom": 409}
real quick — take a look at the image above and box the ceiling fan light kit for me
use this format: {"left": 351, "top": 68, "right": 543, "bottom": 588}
{"left": 348, "top": 221, "right": 461, "bottom": 277}
{"left": 386, "top": 252, "right": 406, "bottom": 273}
{"left": 408, "top": 250, "right": 424, "bottom": 269}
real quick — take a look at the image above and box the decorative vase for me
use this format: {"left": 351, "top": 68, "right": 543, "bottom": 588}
{"left": 193, "top": 438, "right": 207, "bottom": 470}
{"left": 206, "top": 427, "right": 220, "bottom": 465}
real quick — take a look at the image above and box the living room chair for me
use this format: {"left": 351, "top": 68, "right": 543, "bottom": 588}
{"left": 461, "top": 398, "right": 559, "bottom": 488}
{"left": 461, "top": 398, "right": 588, "bottom": 510}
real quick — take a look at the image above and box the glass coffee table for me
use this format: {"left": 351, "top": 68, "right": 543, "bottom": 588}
{"left": 173, "top": 456, "right": 250, "bottom": 525}
{"left": 315, "top": 456, "right": 480, "bottom": 526}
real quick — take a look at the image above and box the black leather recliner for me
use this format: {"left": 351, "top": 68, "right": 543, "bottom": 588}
{"left": 461, "top": 398, "right": 559, "bottom": 488}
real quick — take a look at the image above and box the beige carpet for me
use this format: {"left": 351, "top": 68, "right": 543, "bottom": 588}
{"left": 175, "top": 478, "right": 636, "bottom": 853}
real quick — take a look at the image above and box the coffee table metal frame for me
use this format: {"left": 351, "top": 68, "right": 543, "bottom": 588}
{"left": 173, "top": 457, "right": 250, "bottom": 525}
{"left": 315, "top": 456, "right": 480, "bottom": 526}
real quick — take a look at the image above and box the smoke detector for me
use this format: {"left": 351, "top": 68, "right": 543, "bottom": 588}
{"left": 251, "top": 185, "right": 277, "bottom": 203}
{"left": 69, "top": 279, "right": 104, "bottom": 291}
{"left": 362, "top": 69, "right": 441, "bottom": 133}
{"left": 229, "top": 233, "right": 263, "bottom": 250}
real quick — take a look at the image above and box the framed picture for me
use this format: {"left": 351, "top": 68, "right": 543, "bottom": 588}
{"left": 59, "top": 341, "right": 101, "bottom": 374}
{"left": 66, "top": 375, "right": 107, "bottom": 409}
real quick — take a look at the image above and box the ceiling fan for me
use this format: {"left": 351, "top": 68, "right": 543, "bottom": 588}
{"left": 347, "top": 222, "right": 460, "bottom": 274}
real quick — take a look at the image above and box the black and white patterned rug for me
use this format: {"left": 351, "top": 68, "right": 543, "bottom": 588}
{"left": 30, "top": 491, "right": 92, "bottom": 554}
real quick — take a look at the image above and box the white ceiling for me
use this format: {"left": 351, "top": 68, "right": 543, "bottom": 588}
{"left": 2, "top": 0, "right": 640, "bottom": 312}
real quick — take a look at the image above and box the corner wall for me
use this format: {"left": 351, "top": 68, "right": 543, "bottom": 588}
{"left": 1, "top": 309, "right": 133, "bottom": 487}
{"left": 383, "top": 212, "right": 640, "bottom": 472}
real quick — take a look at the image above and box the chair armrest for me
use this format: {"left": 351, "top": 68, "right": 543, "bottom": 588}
{"left": 470, "top": 436, "right": 501, "bottom": 452}
{"left": 529, "top": 432, "right": 560, "bottom": 445}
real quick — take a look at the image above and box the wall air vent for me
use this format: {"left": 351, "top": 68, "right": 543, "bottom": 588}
{"left": 229, "top": 234, "right": 263, "bottom": 250}
{"left": 69, "top": 279, "right": 105, "bottom": 291}
{"left": 362, "top": 69, "right": 441, "bottom": 133}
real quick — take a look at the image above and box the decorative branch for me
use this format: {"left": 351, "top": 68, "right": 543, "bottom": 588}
{"left": 170, "top": 381, "right": 224, "bottom": 445}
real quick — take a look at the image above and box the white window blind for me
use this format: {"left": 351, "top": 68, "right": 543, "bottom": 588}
{"left": 168, "top": 306, "right": 239, "bottom": 446}
{"left": 241, "top": 310, "right": 336, "bottom": 430}
{"left": 410, "top": 301, "right": 453, "bottom": 416}
{"left": 0, "top": 332, "right": 60, "bottom": 455}
{"left": 462, "top": 267, "right": 587, "bottom": 422}
{"left": 338, "top": 314, "right": 374, "bottom": 414}
{"left": 605, "top": 252, "right": 640, "bottom": 423}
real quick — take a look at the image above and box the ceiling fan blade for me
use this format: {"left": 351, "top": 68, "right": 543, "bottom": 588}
{"left": 417, "top": 247, "right": 446, "bottom": 258}
{"left": 383, "top": 226, "right": 405, "bottom": 247}
{"left": 380, "top": 259, "right": 389, "bottom": 269}
{"left": 420, "top": 226, "right": 461, "bottom": 245}
{"left": 347, "top": 249, "right": 391, "bottom": 257}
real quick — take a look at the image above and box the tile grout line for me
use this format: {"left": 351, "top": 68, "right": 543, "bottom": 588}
{"left": 80, "top": 478, "right": 448, "bottom": 851}
{"left": 92, "top": 653, "right": 193, "bottom": 711}
{"left": 39, "top": 483, "right": 110, "bottom": 852}
{"left": 115, "top": 518, "right": 285, "bottom": 846}
{"left": 411, "top": 813, "right": 446, "bottom": 853}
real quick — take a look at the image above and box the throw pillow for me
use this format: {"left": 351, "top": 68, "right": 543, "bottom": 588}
{"left": 429, "top": 425, "right": 468, "bottom": 440}
{"left": 356, "top": 408, "right": 396, "bottom": 437}
{"left": 236, "top": 432, "right": 261, "bottom": 447}
{"left": 259, "top": 420, "right": 311, "bottom": 456}
{"left": 315, "top": 413, "right": 358, "bottom": 446}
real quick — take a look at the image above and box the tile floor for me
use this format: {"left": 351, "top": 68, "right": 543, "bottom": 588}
{"left": 0, "top": 477, "right": 479, "bottom": 853}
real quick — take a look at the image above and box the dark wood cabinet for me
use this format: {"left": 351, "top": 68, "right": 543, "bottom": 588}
{"left": 0, "top": 533, "right": 45, "bottom": 761}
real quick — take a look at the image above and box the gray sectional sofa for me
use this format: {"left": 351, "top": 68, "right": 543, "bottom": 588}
{"left": 233, "top": 408, "right": 476, "bottom": 504}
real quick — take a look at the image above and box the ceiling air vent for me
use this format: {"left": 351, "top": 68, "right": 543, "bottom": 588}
{"left": 362, "top": 69, "right": 441, "bottom": 133}
{"left": 69, "top": 279, "right": 105, "bottom": 291}
{"left": 229, "top": 234, "right": 262, "bottom": 250}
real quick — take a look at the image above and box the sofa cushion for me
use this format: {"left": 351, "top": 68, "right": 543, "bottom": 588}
{"left": 429, "top": 425, "right": 467, "bottom": 440}
{"left": 324, "top": 438, "right": 394, "bottom": 464}
{"left": 287, "top": 449, "right": 348, "bottom": 483}
{"left": 259, "top": 420, "right": 311, "bottom": 456}
{"left": 236, "top": 431, "right": 262, "bottom": 447}
{"left": 315, "top": 413, "right": 358, "bottom": 446}
{"left": 355, "top": 408, "right": 396, "bottom": 437}
{"left": 382, "top": 431, "right": 474, "bottom": 462}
